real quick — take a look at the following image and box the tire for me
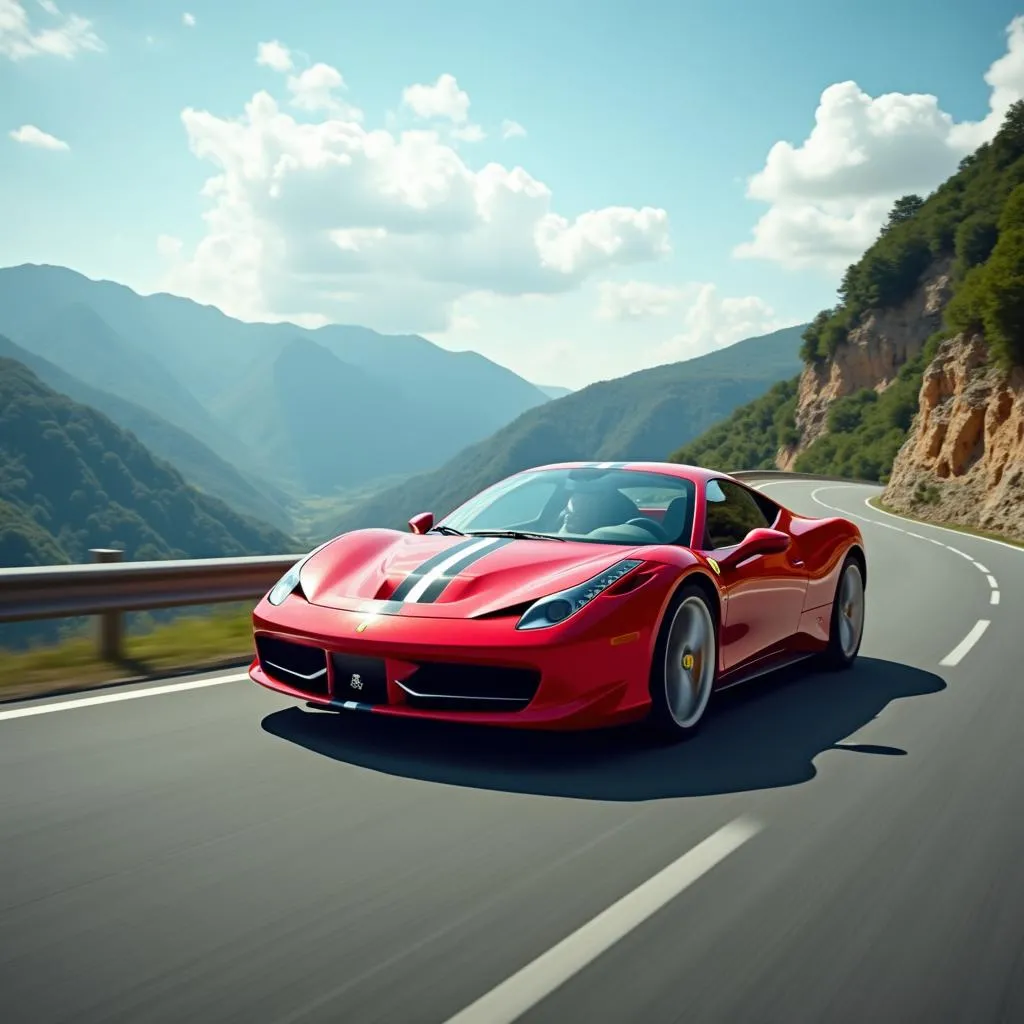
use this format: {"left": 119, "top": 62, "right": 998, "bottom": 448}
{"left": 647, "top": 583, "right": 719, "bottom": 741}
{"left": 819, "top": 554, "right": 865, "bottom": 670}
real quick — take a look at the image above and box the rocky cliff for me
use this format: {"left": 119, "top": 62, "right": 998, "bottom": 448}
{"left": 778, "top": 257, "right": 954, "bottom": 470}
{"left": 882, "top": 332, "right": 1024, "bottom": 540}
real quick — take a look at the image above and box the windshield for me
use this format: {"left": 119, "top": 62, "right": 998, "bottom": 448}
{"left": 437, "top": 467, "right": 697, "bottom": 546}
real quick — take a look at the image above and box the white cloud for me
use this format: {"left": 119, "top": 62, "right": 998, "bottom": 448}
{"left": 597, "top": 280, "right": 684, "bottom": 321}
{"left": 256, "top": 39, "right": 292, "bottom": 72}
{"left": 501, "top": 119, "right": 526, "bottom": 140}
{"left": 0, "top": 0, "right": 102, "bottom": 60}
{"left": 156, "top": 234, "right": 183, "bottom": 259}
{"left": 9, "top": 123, "right": 69, "bottom": 150}
{"left": 736, "top": 15, "right": 1024, "bottom": 270}
{"left": 401, "top": 73, "right": 470, "bottom": 123}
{"left": 452, "top": 123, "right": 486, "bottom": 143}
{"left": 162, "top": 58, "right": 670, "bottom": 333}
{"left": 665, "top": 285, "right": 782, "bottom": 361}
{"left": 596, "top": 279, "right": 782, "bottom": 361}
{"left": 182, "top": 12, "right": 195, "bottom": 28}
{"left": 286, "top": 62, "right": 361, "bottom": 117}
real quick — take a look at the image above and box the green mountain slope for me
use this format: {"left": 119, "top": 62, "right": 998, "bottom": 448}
{"left": 0, "top": 335, "right": 292, "bottom": 532}
{"left": 330, "top": 324, "right": 805, "bottom": 536}
{"left": 668, "top": 377, "right": 800, "bottom": 470}
{"left": 0, "top": 357, "right": 294, "bottom": 568}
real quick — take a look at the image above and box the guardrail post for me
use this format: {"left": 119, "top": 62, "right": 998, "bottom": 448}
{"left": 91, "top": 548, "right": 124, "bottom": 661}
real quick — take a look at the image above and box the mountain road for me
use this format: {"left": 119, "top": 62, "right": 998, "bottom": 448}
{"left": 2, "top": 480, "right": 1022, "bottom": 1023}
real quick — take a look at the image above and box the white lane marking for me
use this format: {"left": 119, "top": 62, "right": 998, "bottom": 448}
{"left": 987, "top": 574, "right": 998, "bottom": 589}
{"left": 992, "top": 591, "right": 1001, "bottom": 606}
{"left": 403, "top": 536, "right": 500, "bottom": 603}
{"left": 442, "top": 817, "right": 762, "bottom": 1024}
{"left": 975, "top": 563, "right": 990, "bottom": 573}
{"left": 0, "top": 672, "right": 249, "bottom": 722}
{"left": 939, "top": 620, "right": 991, "bottom": 667}
{"left": 865, "top": 496, "right": 1024, "bottom": 556}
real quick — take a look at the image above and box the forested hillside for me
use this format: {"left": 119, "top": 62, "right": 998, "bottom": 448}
{"left": 674, "top": 101, "right": 1024, "bottom": 483}
{"left": 0, "top": 358, "right": 294, "bottom": 568}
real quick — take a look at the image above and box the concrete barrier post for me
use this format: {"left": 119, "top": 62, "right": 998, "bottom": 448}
{"left": 91, "top": 548, "right": 124, "bottom": 661}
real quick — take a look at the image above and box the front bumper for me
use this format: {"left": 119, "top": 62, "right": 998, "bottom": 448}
{"left": 249, "top": 594, "right": 656, "bottom": 730}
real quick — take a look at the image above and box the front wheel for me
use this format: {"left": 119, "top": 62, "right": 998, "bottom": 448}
{"left": 647, "top": 584, "right": 719, "bottom": 741}
{"left": 820, "top": 554, "right": 865, "bottom": 670}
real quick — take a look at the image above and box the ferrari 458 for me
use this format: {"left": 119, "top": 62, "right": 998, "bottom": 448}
{"left": 249, "top": 462, "right": 867, "bottom": 739}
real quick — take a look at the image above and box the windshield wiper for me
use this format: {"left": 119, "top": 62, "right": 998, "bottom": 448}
{"left": 429, "top": 525, "right": 465, "bottom": 536}
{"left": 464, "top": 529, "right": 566, "bottom": 542}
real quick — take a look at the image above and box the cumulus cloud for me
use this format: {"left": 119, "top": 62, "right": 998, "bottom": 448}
{"left": 501, "top": 119, "right": 526, "bottom": 140}
{"left": 0, "top": 0, "right": 103, "bottom": 60}
{"left": 162, "top": 55, "right": 670, "bottom": 332}
{"left": 256, "top": 39, "right": 292, "bottom": 72}
{"left": 9, "top": 123, "right": 68, "bottom": 149}
{"left": 597, "top": 280, "right": 683, "bottom": 321}
{"left": 735, "top": 15, "right": 1024, "bottom": 270}
{"left": 182, "top": 12, "right": 195, "bottom": 28}
{"left": 401, "top": 73, "right": 470, "bottom": 123}
{"left": 597, "top": 279, "right": 783, "bottom": 362}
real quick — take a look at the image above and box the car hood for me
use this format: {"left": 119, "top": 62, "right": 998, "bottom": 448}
{"left": 296, "top": 529, "right": 649, "bottom": 619}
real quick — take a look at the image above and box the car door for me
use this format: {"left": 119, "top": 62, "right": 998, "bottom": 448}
{"left": 700, "top": 478, "right": 808, "bottom": 674}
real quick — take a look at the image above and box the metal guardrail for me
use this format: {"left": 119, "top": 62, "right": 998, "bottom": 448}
{"left": 0, "top": 469, "right": 875, "bottom": 660}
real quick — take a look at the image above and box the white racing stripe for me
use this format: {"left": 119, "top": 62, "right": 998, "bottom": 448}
{"left": 442, "top": 816, "right": 762, "bottom": 1024}
{"left": 0, "top": 672, "right": 249, "bottom": 722}
{"left": 403, "top": 536, "right": 500, "bottom": 603}
{"left": 939, "top": 620, "right": 991, "bottom": 667}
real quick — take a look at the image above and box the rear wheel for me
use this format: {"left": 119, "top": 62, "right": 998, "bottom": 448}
{"left": 648, "top": 584, "right": 718, "bottom": 741}
{"left": 820, "top": 554, "right": 865, "bottom": 669}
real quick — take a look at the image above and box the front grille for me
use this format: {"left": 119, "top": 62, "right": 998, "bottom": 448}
{"left": 398, "top": 662, "right": 539, "bottom": 713}
{"left": 255, "top": 634, "right": 329, "bottom": 696}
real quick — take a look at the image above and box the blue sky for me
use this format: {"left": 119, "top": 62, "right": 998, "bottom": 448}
{"left": 2, "top": 1, "right": 1023, "bottom": 388}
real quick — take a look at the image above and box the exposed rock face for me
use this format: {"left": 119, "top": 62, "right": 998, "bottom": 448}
{"left": 882, "top": 333, "right": 1024, "bottom": 541}
{"left": 777, "top": 257, "right": 954, "bottom": 469}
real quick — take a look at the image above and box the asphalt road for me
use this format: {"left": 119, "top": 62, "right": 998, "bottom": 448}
{"left": 3, "top": 480, "right": 1023, "bottom": 1024}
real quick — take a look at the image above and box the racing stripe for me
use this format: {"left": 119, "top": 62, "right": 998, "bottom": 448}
{"left": 413, "top": 536, "right": 515, "bottom": 603}
{"left": 388, "top": 537, "right": 483, "bottom": 602}
{"left": 391, "top": 536, "right": 504, "bottom": 603}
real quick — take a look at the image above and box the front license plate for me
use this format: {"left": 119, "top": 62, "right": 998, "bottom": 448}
{"left": 330, "top": 652, "right": 389, "bottom": 704}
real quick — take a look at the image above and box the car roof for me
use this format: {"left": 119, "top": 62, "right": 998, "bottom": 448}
{"left": 517, "top": 461, "right": 732, "bottom": 486}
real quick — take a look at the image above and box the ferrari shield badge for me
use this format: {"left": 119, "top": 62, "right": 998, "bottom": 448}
{"left": 355, "top": 620, "right": 370, "bottom": 633}
{"left": 707, "top": 557, "right": 720, "bottom": 575}
{"left": 682, "top": 653, "right": 695, "bottom": 671}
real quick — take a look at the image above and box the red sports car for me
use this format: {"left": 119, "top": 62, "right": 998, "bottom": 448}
{"left": 249, "top": 462, "right": 867, "bottom": 739}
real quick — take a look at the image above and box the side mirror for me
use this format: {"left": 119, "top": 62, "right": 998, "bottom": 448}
{"left": 408, "top": 512, "right": 434, "bottom": 534}
{"left": 719, "top": 527, "right": 790, "bottom": 570}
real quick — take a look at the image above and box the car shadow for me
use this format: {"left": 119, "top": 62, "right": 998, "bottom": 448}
{"left": 259, "top": 657, "right": 945, "bottom": 801}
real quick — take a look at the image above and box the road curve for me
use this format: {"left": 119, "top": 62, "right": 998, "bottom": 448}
{"left": 2, "top": 481, "right": 1023, "bottom": 1024}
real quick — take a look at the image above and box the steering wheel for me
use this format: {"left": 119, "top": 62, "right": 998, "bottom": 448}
{"left": 625, "top": 517, "right": 669, "bottom": 541}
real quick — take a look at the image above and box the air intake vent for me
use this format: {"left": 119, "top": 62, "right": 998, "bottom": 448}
{"left": 398, "top": 662, "right": 539, "bottom": 712}
{"left": 255, "top": 635, "right": 329, "bottom": 696}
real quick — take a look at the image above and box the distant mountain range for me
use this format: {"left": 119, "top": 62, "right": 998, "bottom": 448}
{"left": 0, "top": 260, "right": 808, "bottom": 579}
{"left": 0, "top": 264, "right": 557, "bottom": 521}
{"left": 331, "top": 324, "right": 806, "bottom": 536}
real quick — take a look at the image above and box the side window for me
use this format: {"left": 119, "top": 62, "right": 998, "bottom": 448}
{"left": 703, "top": 479, "right": 771, "bottom": 548}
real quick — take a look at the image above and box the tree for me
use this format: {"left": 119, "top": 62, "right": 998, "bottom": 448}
{"left": 881, "top": 194, "right": 925, "bottom": 234}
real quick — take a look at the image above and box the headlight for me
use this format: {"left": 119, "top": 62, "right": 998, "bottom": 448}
{"left": 266, "top": 543, "right": 330, "bottom": 606}
{"left": 516, "top": 559, "right": 643, "bottom": 630}
{"left": 267, "top": 561, "right": 304, "bottom": 606}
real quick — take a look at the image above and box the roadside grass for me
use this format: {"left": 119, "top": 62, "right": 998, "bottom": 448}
{"left": 867, "top": 496, "right": 1024, "bottom": 549}
{"left": 0, "top": 605, "right": 255, "bottom": 703}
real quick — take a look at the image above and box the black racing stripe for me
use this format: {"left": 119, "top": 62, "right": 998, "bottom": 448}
{"left": 414, "top": 537, "right": 515, "bottom": 604}
{"left": 389, "top": 537, "right": 483, "bottom": 602}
